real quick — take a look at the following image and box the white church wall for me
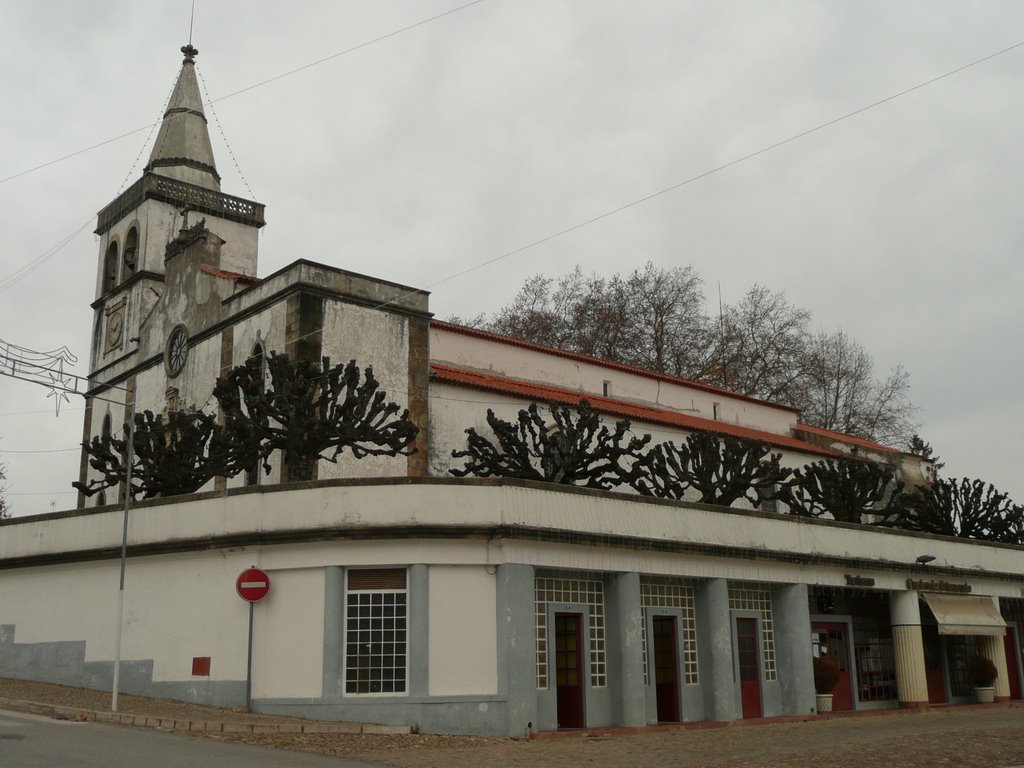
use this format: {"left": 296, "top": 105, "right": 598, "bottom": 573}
{"left": 431, "top": 326, "right": 798, "bottom": 436}
{"left": 427, "top": 565, "right": 498, "bottom": 696}
{"left": 317, "top": 300, "right": 411, "bottom": 480}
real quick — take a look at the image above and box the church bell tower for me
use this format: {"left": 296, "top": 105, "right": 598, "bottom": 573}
{"left": 80, "top": 44, "right": 266, "bottom": 508}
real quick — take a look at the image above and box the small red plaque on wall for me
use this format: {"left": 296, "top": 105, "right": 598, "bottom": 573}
{"left": 192, "top": 656, "right": 211, "bottom": 676}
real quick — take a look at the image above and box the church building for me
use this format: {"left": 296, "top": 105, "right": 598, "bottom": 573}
{"left": 1, "top": 45, "right": 1022, "bottom": 736}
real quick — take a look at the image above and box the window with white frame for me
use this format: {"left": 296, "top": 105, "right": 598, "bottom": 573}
{"left": 345, "top": 569, "right": 407, "bottom": 695}
{"left": 641, "top": 579, "right": 699, "bottom": 686}
{"left": 535, "top": 573, "right": 606, "bottom": 689}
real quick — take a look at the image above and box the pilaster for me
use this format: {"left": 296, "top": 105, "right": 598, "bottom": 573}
{"left": 496, "top": 563, "right": 538, "bottom": 737}
{"left": 606, "top": 572, "right": 645, "bottom": 726}
{"left": 696, "top": 578, "right": 736, "bottom": 720}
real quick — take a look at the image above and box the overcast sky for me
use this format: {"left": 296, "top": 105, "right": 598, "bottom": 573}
{"left": 1, "top": 1, "right": 1021, "bottom": 516}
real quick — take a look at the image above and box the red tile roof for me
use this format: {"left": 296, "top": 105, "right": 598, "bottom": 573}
{"left": 429, "top": 319, "right": 801, "bottom": 414}
{"left": 432, "top": 362, "right": 838, "bottom": 458}
{"left": 199, "top": 266, "right": 260, "bottom": 284}
{"left": 794, "top": 423, "right": 904, "bottom": 457}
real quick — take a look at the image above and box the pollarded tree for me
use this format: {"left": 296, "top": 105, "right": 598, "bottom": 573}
{"left": 0, "top": 459, "right": 8, "bottom": 518}
{"left": 899, "top": 478, "right": 1023, "bottom": 544}
{"left": 450, "top": 400, "right": 650, "bottom": 489}
{"left": 630, "top": 432, "right": 792, "bottom": 507}
{"left": 74, "top": 409, "right": 231, "bottom": 500}
{"left": 782, "top": 457, "right": 905, "bottom": 525}
{"left": 213, "top": 353, "right": 419, "bottom": 483}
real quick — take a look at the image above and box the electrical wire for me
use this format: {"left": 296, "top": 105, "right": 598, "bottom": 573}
{"left": 370, "top": 37, "right": 1024, "bottom": 312}
{"left": 0, "top": 0, "right": 488, "bottom": 188}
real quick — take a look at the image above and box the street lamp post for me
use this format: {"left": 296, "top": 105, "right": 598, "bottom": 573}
{"left": 0, "top": 338, "right": 135, "bottom": 712}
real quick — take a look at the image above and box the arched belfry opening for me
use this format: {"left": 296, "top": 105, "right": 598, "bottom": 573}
{"left": 122, "top": 227, "right": 139, "bottom": 282}
{"left": 103, "top": 242, "right": 119, "bottom": 294}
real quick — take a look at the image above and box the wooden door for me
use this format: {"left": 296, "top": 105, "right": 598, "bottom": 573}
{"left": 812, "top": 622, "right": 854, "bottom": 711}
{"left": 555, "top": 613, "right": 585, "bottom": 728}
{"left": 653, "top": 615, "right": 680, "bottom": 722}
{"left": 1005, "top": 628, "right": 1022, "bottom": 700}
{"left": 736, "top": 617, "right": 762, "bottom": 719}
{"left": 922, "top": 625, "right": 947, "bottom": 704}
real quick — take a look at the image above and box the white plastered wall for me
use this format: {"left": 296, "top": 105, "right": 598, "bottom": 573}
{"left": 428, "top": 565, "right": 497, "bottom": 696}
{"left": 250, "top": 566, "right": 325, "bottom": 698}
{"left": 431, "top": 326, "right": 798, "bottom": 434}
{"left": 317, "top": 300, "right": 410, "bottom": 480}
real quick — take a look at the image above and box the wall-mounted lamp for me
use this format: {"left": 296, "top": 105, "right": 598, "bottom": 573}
{"left": 915, "top": 554, "right": 936, "bottom": 565}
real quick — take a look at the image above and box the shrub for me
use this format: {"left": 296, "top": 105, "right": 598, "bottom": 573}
{"left": 967, "top": 655, "right": 998, "bottom": 687}
{"left": 813, "top": 656, "right": 841, "bottom": 694}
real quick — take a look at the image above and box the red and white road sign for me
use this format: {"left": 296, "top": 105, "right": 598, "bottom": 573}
{"left": 236, "top": 567, "right": 271, "bottom": 602}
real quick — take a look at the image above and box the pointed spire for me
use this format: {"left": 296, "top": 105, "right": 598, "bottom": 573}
{"left": 145, "top": 44, "right": 221, "bottom": 191}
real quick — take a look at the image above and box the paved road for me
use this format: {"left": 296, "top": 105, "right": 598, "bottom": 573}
{"left": 0, "top": 708, "right": 384, "bottom": 768}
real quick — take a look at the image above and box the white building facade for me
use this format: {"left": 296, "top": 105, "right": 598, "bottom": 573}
{"left": 1, "top": 46, "right": 1021, "bottom": 736}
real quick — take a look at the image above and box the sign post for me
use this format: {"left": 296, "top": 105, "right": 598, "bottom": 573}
{"left": 236, "top": 567, "right": 271, "bottom": 711}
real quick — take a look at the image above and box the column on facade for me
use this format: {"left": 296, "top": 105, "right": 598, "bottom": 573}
{"left": 978, "top": 632, "right": 1011, "bottom": 702}
{"left": 696, "top": 578, "right": 737, "bottom": 721}
{"left": 496, "top": 563, "right": 538, "bottom": 737}
{"left": 606, "top": 572, "right": 645, "bottom": 727}
{"left": 773, "top": 583, "right": 816, "bottom": 715}
{"left": 889, "top": 591, "right": 929, "bottom": 709}
{"left": 408, "top": 564, "right": 429, "bottom": 697}
{"left": 321, "top": 565, "right": 345, "bottom": 698}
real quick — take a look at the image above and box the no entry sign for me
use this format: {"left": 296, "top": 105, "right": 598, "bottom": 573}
{"left": 236, "top": 567, "right": 271, "bottom": 602}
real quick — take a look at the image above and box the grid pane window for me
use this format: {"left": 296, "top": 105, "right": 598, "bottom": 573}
{"left": 853, "top": 617, "right": 897, "bottom": 702}
{"left": 641, "top": 580, "right": 699, "bottom": 685}
{"left": 728, "top": 585, "right": 777, "bottom": 681}
{"left": 535, "top": 574, "right": 606, "bottom": 689}
{"left": 345, "top": 571, "right": 407, "bottom": 695}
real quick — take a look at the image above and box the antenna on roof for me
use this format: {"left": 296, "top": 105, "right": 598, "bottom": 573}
{"left": 188, "top": 0, "right": 196, "bottom": 46}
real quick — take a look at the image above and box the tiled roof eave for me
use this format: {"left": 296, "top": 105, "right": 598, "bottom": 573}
{"left": 432, "top": 363, "right": 839, "bottom": 459}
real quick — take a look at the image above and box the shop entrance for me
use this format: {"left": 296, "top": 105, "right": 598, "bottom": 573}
{"left": 812, "top": 621, "right": 854, "bottom": 711}
{"left": 555, "top": 613, "right": 585, "bottom": 728}
{"left": 1004, "top": 627, "right": 1022, "bottom": 700}
{"left": 736, "top": 616, "right": 762, "bottom": 718}
{"left": 922, "top": 626, "right": 947, "bottom": 704}
{"left": 652, "top": 615, "right": 680, "bottom": 722}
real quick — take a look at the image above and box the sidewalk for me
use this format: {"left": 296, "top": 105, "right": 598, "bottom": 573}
{"left": 4, "top": 677, "right": 1024, "bottom": 768}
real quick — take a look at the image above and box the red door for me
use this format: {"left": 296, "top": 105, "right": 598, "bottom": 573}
{"left": 1004, "top": 628, "right": 1022, "bottom": 700}
{"left": 736, "top": 617, "right": 762, "bottom": 719}
{"left": 653, "top": 615, "right": 680, "bottom": 722}
{"left": 812, "top": 622, "right": 854, "bottom": 711}
{"left": 922, "top": 625, "right": 947, "bottom": 704}
{"left": 555, "top": 613, "right": 585, "bottom": 728}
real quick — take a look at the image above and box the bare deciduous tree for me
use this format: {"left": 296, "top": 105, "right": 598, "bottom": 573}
{"left": 74, "top": 409, "right": 230, "bottom": 500}
{"left": 214, "top": 354, "right": 420, "bottom": 483}
{"left": 899, "top": 478, "right": 1022, "bottom": 544}
{"left": 782, "top": 457, "right": 905, "bottom": 525}
{"left": 466, "top": 267, "right": 917, "bottom": 447}
{"left": 450, "top": 400, "right": 650, "bottom": 489}
{"left": 631, "top": 432, "right": 792, "bottom": 507}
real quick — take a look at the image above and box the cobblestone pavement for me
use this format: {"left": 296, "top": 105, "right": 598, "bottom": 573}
{"left": 3, "top": 678, "right": 1024, "bottom": 767}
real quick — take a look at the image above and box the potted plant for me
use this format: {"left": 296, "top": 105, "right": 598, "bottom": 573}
{"left": 813, "top": 656, "right": 840, "bottom": 713}
{"left": 967, "top": 655, "right": 998, "bottom": 703}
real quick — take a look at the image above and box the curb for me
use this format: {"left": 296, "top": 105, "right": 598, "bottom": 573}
{"left": 0, "top": 697, "right": 410, "bottom": 735}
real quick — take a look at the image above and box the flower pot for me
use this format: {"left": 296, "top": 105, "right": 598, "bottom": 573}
{"left": 815, "top": 693, "right": 833, "bottom": 713}
{"left": 974, "top": 686, "right": 995, "bottom": 704}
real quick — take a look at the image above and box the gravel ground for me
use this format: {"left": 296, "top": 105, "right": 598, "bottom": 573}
{"left": 3, "top": 677, "right": 1024, "bottom": 767}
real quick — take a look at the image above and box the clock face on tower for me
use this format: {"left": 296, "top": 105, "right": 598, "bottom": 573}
{"left": 104, "top": 308, "right": 125, "bottom": 354}
{"left": 165, "top": 324, "right": 189, "bottom": 377}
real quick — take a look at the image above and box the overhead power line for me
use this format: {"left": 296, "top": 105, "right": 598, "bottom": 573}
{"left": 0, "top": 0, "right": 488, "bottom": 187}
{"left": 371, "top": 37, "right": 1024, "bottom": 311}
